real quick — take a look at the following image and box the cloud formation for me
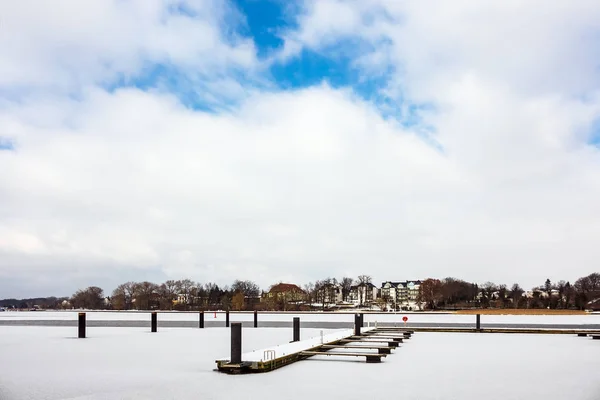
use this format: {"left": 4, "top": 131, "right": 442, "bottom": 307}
{"left": 1, "top": 0, "right": 600, "bottom": 297}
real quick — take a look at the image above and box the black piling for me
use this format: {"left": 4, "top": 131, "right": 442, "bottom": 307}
{"left": 476, "top": 314, "right": 481, "bottom": 332}
{"left": 151, "top": 312, "right": 157, "bottom": 332}
{"left": 360, "top": 313, "right": 364, "bottom": 327}
{"left": 199, "top": 311, "right": 204, "bottom": 329}
{"left": 577, "top": 332, "right": 587, "bottom": 337}
{"left": 231, "top": 323, "right": 242, "bottom": 364}
{"left": 293, "top": 317, "right": 300, "bottom": 342}
{"left": 254, "top": 310, "right": 258, "bottom": 328}
{"left": 226, "top": 310, "right": 230, "bottom": 327}
{"left": 354, "top": 314, "right": 361, "bottom": 336}
{"left": 78, "top": 312, "right": 86, "bottom": 339}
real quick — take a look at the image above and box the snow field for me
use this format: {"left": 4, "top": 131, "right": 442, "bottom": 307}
{"left": 0, "top": 326, "right": 599, "bottom": 400}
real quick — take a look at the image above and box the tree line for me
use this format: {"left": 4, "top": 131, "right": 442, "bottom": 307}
{"left": 416, "top": 273, "right": 600, "bottom": 310}
{"left": 1, "top": 272, "right": 598, "bottom": 311}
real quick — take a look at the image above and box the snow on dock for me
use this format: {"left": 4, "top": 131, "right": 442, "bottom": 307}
{"left": 218, "top": 327, "right": 375, "bottom": 363}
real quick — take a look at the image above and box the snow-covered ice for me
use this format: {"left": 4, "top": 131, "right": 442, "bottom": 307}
{"left": 1, "top": 310, "right": 598, "bottom": 326}
{"left": 1, "top": 326, "right": 599, "bottom": 400}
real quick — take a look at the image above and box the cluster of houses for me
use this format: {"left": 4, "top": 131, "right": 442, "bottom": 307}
{"left": 267, "top": 280, "right": 422, "bottom": 311}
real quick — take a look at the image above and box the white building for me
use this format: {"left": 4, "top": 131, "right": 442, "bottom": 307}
{"left": 348, "top": 283, "right": 378, "bottom": 306}
{"left": 380, "top": 280, "right": 422, "bottom": 310}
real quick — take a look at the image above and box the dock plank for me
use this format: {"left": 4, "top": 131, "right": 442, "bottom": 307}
{"left": 300, "top": 351, "right": 387, "bottom": 357}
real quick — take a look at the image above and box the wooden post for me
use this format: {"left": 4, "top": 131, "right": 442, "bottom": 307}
{"left": 151, "top": 312, "right": 157, "bottom": 332}
{"left": 360, "top": 313, "right": 364, "bottom": 327}
{"left": 231, "top": 323, "right": 242, "bottom": 364}
{"left": 354, "top": 314, "right": 361, "bottom": 336}
{"left": 254, "top": 310, "right": 258, "bottom": 328}
{"left": 226, "top": 310, "right": 230, "bottom": 327}
{"left": 293, "top": 317, "right": 300, "bottom": 342}
{"left": 577, "top": 333, "right": 587, "bottom": 337}
{"left": 199, "top": 311, "right": 204, "bottom": 329}
{"left": 476, "top": 314, "right": 481, "bottom": 332}
{"left": 78, "top": 312, "right": 86, "bottom": 339}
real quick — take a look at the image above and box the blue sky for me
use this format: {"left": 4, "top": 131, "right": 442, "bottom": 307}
{"left": 101, "top": 0, "right": 409, "bottom": 117}
{"left": 1, "top": 1, "right": 600, "bottom": 297}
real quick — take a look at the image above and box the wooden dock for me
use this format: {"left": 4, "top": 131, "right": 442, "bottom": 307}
{"left": 215, "top": 327, "right": 414, "bottom": 374}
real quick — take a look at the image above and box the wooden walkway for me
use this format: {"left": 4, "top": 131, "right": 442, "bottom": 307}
{"left": 216, "top": 327, "right": 414, "bottom": 374}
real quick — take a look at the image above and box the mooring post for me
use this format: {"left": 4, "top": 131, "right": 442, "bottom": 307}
{"left": 354, "top": 313, "right": 361, "bottom": 336}
{"left": 360, "top": 313, "right": 364, "bottom": 327}
{"left": 476, "top": 314, "right": 481, "bottom": 332}
{"left": 254, "top": 310, "right": 258, "bottom": 328}
{"left": 151, "top": 311, "right": 158, "bottom": 332}
{"left": 78, "top": 312, "right": 86, "bottom": 338}
{"left": 231, "top": 323, "right": 242, "bottom": 364}
{"left": 226, "top": 310, "right": 230, "bottom": 327}
{"left": 293, "top": 317, "right": 300, "bottom": 342}
{"left": 199, "top": 311, "right": 204, "bottom": 329}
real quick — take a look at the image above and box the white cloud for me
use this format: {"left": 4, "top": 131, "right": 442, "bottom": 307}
{"left": 0, "top": 0, "right": 258, "bottom": 92}
{"left": 2, "top": 1, "right": 600, "bottom": 297}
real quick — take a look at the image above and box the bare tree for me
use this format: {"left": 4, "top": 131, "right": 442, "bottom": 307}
{"left": 71, "top": 287, "right": 105, "bottom": 309}
{"left": 574, "top": 273, "right": 600, "bottom": 309}
{"left": 133, "top": 282, "right": 159, "bottom": 310}
{"left": 231, "top": 280, "right": 260, "bottom": 298}
{"left": 356, "top": 275, "right": 372, "bottom": 306}
{"left": 480, "top": 282, "right": 498, "bottom": 307}
{"left": 177, "top": 279, "right": 195, "bottom": 309}
{"left": 111, "top": 282, "right": 136, "bottom": 310}
{"left": 509, "top": 283, "right": 524, "bottom": 308}
{"left": 158, "top": 280, "right": 181, "bottom": 310}
{"left": 416, "top": 279, "right": 443, "bottom": 310}
{"left": 340, "top": 277, "right": 353, "bottom": 302}
{"left": 303, "top": 282, "right": 316, "bottom": 305}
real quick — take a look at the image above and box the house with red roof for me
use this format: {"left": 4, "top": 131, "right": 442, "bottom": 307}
{"left": 267, "top": 283, "right": 306, "bottom": 304}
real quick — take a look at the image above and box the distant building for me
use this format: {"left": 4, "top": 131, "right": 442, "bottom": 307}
{"left": 348, "top": 283, "right": 378, "bottom": 306}
{"left": 267, "top": 283, "right": 306, "bottom": 303}
{"left": 380, "top": 280, "right": 422, "bottom": 310}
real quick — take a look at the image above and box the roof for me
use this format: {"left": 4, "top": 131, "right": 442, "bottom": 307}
{"left": 381, "top": 280, "right": 422, "bottom": 288}
{"left": 269, "top": 283, "right": 304, "bottom": 293}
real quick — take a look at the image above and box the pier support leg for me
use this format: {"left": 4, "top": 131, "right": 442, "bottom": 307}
{"left": 78, "top": 312, "right": 86, "bottom": 338}
{"left": 231, "top": 323, "right": 242, "bottom": 364}
{"left": 476, "top": 314, "right": 481, "bottom": 332}
{"left": 254, "top": 310, "right": 258, "bottom": 328}
{"left": 354, "top": 314, "right": 361, "bottom": 336}
{"left": 226, "top": 310, "right": 230, "bottom": 328}
{"left": 366, "top": 355, "right": 381, "bottom": 363}
{"left": 199, "top": 311, "right": 204, "bottom": 329}
{"left": 360, "top": 313, "right": 364, "bottom": 327}
{"left": 151, "top": 312, "right": 157, "bottom": 332}
{"left": 293, "top": 317, "right": 300, "bottom": 342}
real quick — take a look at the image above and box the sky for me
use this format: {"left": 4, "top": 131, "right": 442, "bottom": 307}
{"left": 1, "top": 0, "right": 600, "bottom": 298}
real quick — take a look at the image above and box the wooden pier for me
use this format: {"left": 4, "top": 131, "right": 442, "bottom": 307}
{"left": 215, "top": 326, "right": 414, "bottom": 374}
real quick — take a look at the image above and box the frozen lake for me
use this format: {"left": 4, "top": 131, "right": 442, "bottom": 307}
{"left": 1, "top": 311, "right": 599, "bottom": 330}
{"left": 0, "top": 326, "right": 598, "bottom": 399}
